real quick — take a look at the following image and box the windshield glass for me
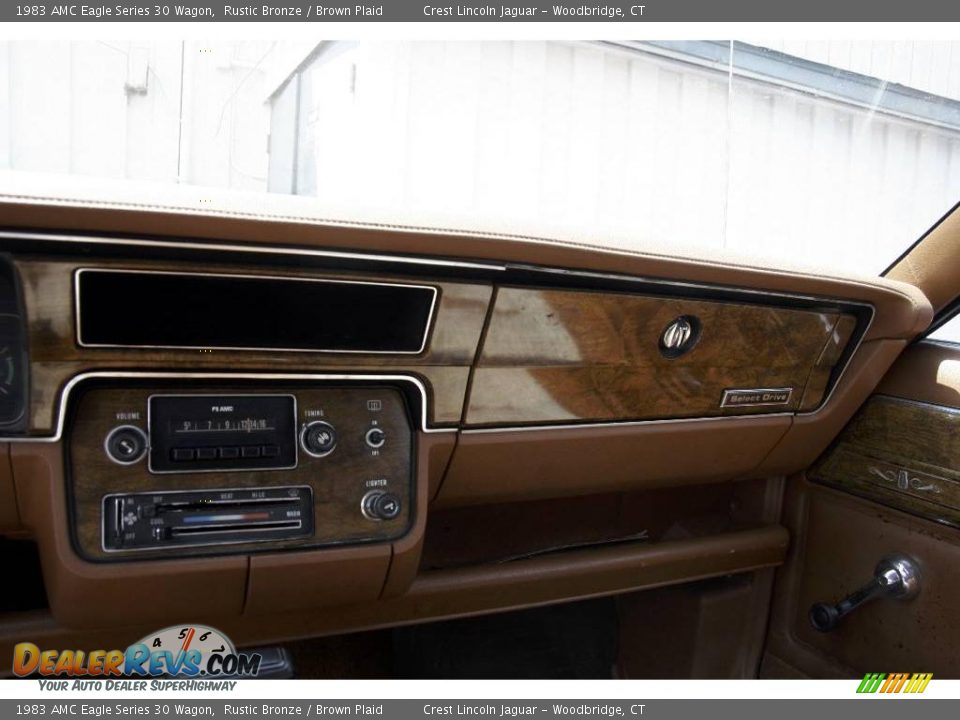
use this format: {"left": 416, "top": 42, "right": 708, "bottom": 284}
{"left": 2, "top": 39, "right": 959, "bottom": 275}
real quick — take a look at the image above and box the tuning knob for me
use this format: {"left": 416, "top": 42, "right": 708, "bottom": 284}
{"left": 300, "top": 421, "right": 337, "bottom": 457}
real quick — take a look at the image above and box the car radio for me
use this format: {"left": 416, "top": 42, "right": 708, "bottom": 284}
{"left": 146, "top": 394, "right": 298, "bottom": 473}
{"left": 66, "top": 378, "right": 417, "bottom": 561}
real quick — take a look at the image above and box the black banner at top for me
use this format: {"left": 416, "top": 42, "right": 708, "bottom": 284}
{"left": 5, "top": 0, "right": 960, "bottom": 22}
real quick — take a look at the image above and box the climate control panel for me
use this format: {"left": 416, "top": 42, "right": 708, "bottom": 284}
{"left": 103, "top": 486, "right": 314, "bottom": 552}
{"left": 66, "top": 379, "right": 416, "bottom": 561}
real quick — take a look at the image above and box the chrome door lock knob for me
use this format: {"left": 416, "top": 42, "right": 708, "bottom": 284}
{"left": 809, "top": 554, "right": 921, "bottom": 633}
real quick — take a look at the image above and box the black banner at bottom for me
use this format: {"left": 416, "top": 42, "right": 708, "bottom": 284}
{"left": 0, "top": 699, "right": 955, "bottom": 720}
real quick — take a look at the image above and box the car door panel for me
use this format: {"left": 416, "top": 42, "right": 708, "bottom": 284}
{"left": 764, "top": 340, "right": 960, "bottom": 677}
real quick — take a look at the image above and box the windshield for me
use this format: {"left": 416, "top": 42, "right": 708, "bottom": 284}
{"left": 2, "top": 39, "right": 959, "bottom": 276}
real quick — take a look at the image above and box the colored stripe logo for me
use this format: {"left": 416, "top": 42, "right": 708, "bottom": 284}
{"left": 857, "top": 673, "right": 933, "bottom": 694}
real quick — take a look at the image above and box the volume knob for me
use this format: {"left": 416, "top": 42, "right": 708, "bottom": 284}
{"left": 104, "top": 425, "right": 148, "bottom": 465}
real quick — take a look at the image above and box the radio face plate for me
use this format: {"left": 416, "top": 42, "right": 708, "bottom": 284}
{"left": 148, "top": 394, "right": 298, "bottom": 474}
{"left": 66, "top": 380, "right": 416, "bottom": 561}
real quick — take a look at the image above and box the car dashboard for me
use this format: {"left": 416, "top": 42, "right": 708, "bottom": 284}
{"left": 0, "top": 209, "right": 932, "bottom": 660}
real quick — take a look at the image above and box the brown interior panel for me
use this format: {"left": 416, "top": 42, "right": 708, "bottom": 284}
{"left": 9, "top": 426, "right": 443, "bottom": 628}
{"left": 616, "top": 571, "right": 776, "bottom": 679}
{"left": 438, "top": 416, "right": 790, "bottom": 506}
{"left": 423, "top": 478, "right": 777, "bottom": 570}
{"left": 381, "top": 431, "right": 452, "bottom": 598}
{"left": 753, "top": 339, "right": 909, "bottom": 476}
{"left": 12, "top": 443, "right": 248, "bottom": 629}
{"left": 467, "top": 286, "right": 858, "bottom": 426}
{"left": 0, "top": 523, "right": 789, "bottom": 668}
{"left": 246, "top": 545, "right": 391, "bottom": 614}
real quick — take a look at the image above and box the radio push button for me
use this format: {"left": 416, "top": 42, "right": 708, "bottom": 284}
{"left": 300, "top": 421, "right": 337, "bottom": 457}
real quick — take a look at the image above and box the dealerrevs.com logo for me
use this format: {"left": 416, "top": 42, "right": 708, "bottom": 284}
{"left": 13, "top": 625, "right": 261, "bottom": 683}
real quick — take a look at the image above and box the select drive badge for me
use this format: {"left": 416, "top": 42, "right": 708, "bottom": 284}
{"left": 720, "top": 388, "right": 793, "bottom": 407}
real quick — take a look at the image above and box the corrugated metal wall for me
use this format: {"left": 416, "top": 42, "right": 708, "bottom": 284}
{"left": 0, "top": 40, "right": 271, "bottom": 189}
{"left": 763, "top": 40, "right": 960, "bottom": 102}
{"left": 289, "top": 41, "right": 960, "bottom": 275}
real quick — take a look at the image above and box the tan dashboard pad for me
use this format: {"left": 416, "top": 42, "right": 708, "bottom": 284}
{"left": 887, "top": 202, "right": 960, "bottom": 315}
{"left": 0, "top": 199, "right": 932, "bottom": 339}
{"left": 876, "top": 340, "right": 960, "bottom": 408}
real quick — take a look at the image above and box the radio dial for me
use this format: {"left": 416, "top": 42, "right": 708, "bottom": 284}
{"left": 104, "top": 425, "right": 148, "bottom": 465}
{"left": 301, "top": 420, "right": 338, "bottom": 457}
